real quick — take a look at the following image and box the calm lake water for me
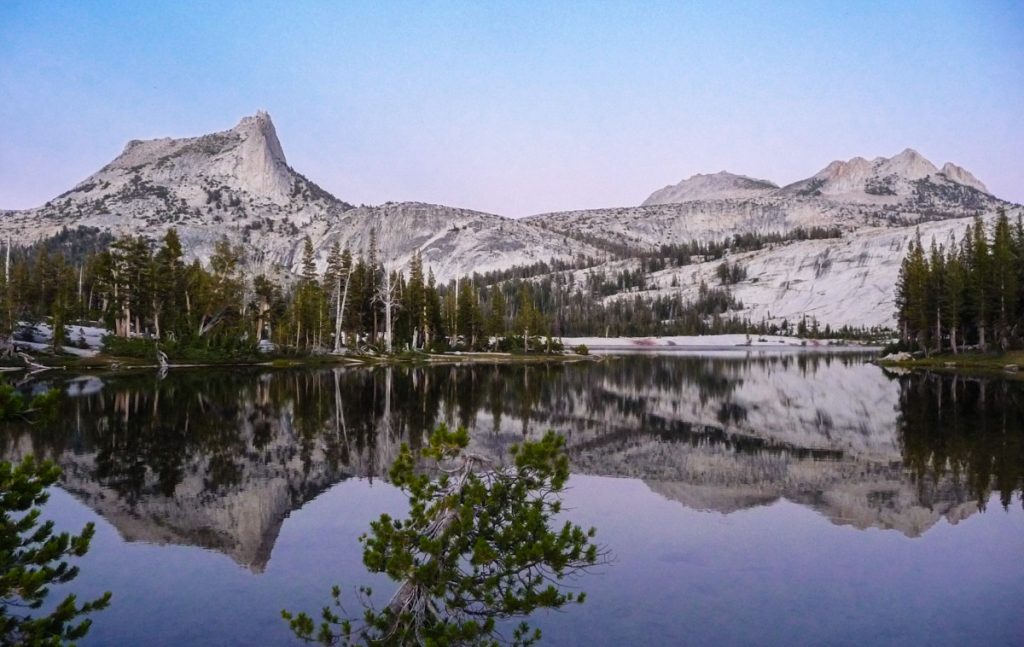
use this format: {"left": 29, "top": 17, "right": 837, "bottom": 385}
{"left": 2, "top": 354, "right": 1022, "bottom": 646}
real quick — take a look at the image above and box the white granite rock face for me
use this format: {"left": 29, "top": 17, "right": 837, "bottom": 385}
{"left": 0, "top": 112, "right": 598, "bottom": 283}
{"left": 642, "top": 171, "right": 778, "bottom": 206}
{"left": 0, "top": 117, "right": 1016, "bottom": 326}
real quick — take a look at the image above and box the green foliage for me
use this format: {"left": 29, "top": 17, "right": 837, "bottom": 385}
{"left": 573, "top": 344, "right": 589, "bottom": 356}
{"left": 896, "top": 209, "right": 1024, "bottom": 353}
{"left": 101, "top": 335, "right": 259, "bottom": 363}
{"left": 0, "top": 385, "right": 59, "bottom": 422}
{"left": 283, "top": 425, "right": 601, "bottom": 646}
{"left": 0, "top": 457, "right": 111, "bottom": 644}
{"left": 715, "top": 260, "right": 747, "bottom": 285}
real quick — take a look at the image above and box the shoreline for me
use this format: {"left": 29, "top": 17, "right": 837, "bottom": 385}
{"left": 6, "top": 333, "right": 887, "bottom": 377}
{"left": 877, "top": 350, "right": 1023, "bottom": 378}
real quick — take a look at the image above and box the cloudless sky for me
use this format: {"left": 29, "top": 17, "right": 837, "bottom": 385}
{"left": 1, "top": 0, "right": 1022, "bottom": 216}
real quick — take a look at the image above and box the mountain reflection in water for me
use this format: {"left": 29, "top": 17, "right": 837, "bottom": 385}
{"left": 1, "top": 354, "right": 1021, "bottom": 571}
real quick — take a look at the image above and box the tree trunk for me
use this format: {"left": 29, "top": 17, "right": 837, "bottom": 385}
{"left": 334, "top": 265, "right": 353, "bottom": 353}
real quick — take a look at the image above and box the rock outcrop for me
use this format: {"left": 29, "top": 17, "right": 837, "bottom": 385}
{"left": 0, "top": 112, "right": 598, "bottom": 282}
{"left": 642, "top": 171, "right": 778, "bottom": 205}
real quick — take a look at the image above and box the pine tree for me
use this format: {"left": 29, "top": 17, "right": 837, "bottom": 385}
{"left": 406, "top": 251, "right": 426, "bottom": 349}
{"left": 487, "top": 286, "right": 507, "bottom": 338}
{"left": 991, "top": 208, "right": 1019, "bottom": 350}
{"left": 48, "top": 254, "right": 74, "bottom": 350}
{"left": 970, "top": 216, "right": 991, "bottom": 349}
{"left": 200, "top": 237, "right": 245, "bottom": 338}
{"left": 425, "top": 269, "right": 444, "bottom": 349}
{"left": 942, "top": 241, "right": 966, "bottom": 353}
{"left": 282, "top": 427, "right": 601, "bottom": 646}
{"left": 456, "top": 280, "right": 481, "bottom": 349}
{"left": 514, "top": 284, "right": 544, "bottom": 352}
{"left": 0, "top": 457, "right": 112, "bottom": 644}
{"left": 902, "top": 234, "right": 931, "bottom": 353}
{"left": 928, "top": 240, "right": 946, "bottom": 353}
{"left": 153, "top": 228, "right": 185, "bottom": 340}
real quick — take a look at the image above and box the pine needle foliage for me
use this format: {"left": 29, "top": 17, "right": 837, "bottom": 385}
{"left": 283, "top": 425, "right": 602, "bottom": 646}
{"left": 0, "top": 457, "right": 111, "bottom": 645}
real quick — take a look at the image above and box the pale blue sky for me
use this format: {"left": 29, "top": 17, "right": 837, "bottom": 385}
{"left": 1, "top": 1, "right": 1021, "bottom": 216}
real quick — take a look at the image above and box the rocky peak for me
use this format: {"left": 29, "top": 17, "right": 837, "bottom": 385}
{"left": 82, "top": 111, "right": 298, "bottom": 207}
{"left": 233, "top": 110, "right": 287, "bottom": 166}
{"left": 781, "top": 148, "right": 987, "bottom": 201}
{"left": 882, "top": 148, "right": 938, "bottom": 180}
{"left": 642, "top": 171, "right": 778, "bottom": 206}
{"left": 940, "top": 162, "right": 988, "bottom": 194}
{"left": 224, "top": 110, "right": 292, "bottom": 203}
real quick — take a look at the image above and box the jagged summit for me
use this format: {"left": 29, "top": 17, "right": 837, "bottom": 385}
{"left": 94, "top": 110, "right": 296, "bottom": 206}
{"left": 642, "top": 171, "right": 778, "bottom": 206}
{"left": 642, "top": 149, "right": 994, "bottom": 207}
{"left": 1, "top": 112, "right": 596, "bottom": 282}
{"left": 780, "top": 148, "right": 992, "bottom": 201}
{"left": 940, "top": 161, "right": 987, "bottom": 193}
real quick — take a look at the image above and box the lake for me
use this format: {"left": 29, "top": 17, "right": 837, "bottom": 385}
{"left": 2, "top": 353, "right": 1022, "bottom": 646}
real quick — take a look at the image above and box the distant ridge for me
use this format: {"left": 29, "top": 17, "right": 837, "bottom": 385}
{"left": 642, "top": 171, "right": 778, "bottom": 205}
{"left": 642, "top": 148, "right": 993, "bottom": 206}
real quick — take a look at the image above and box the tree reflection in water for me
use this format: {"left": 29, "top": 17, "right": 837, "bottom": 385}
{"left": 895, "top": 370, "right": 1024, "bottom": 510}
{"left": 0, "top": 355, "right": 1018, "bottom": 570}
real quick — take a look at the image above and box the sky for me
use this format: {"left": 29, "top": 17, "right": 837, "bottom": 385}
{"left": 1, "top": 1, "right": 1022, "bottom": 217}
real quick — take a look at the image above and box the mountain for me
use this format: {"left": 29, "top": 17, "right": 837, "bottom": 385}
{"left": 311, "top": 201, "right": 601, "bottom": 280}
{"left": 779, "top": 148, "right": 994, "bottom": 204}
{"left": 642, "top": 171, "right": 778, "bottom": 205}
{"left": 530, "top": 148, "right": 1008, "bottom": 253}
{"left": 2, "top": 115, "right": 1017, "bottom": 328}
{"left": 0, "top": 112, "right": 597, "bottom": 282}
{"left": 640, "top": 149, "right": 994, "bottom": 206}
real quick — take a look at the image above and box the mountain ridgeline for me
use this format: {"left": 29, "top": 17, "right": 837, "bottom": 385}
{"left": 1, "top": 112, "right": 1019, "bottom": 332}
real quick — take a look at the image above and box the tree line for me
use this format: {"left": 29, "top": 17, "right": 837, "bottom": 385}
{"left": 0, "top": 227, "right": 557, "bottom": 356}
{"left": 895, "top": 209, "right": 1023, "bottom": 354}
{"left": 1, "top": 222, "right": 885, "bottom": 358}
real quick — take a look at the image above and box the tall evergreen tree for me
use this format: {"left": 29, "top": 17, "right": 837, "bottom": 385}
{"left": 153, "top": 228, "right": 185, "bottom": 339}
{"left": 942, "top": 241, "right": 966, "bottom": 353}
{"left": 991, "top": 208, "right": 1019, "bottom": 349}
{"left": 970, "top": 216, "right": 991, "bottom": 350}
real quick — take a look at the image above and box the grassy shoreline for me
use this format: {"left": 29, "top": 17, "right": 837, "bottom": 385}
{"left": 878, "top": 350, "right": 1023, "bottom": 376}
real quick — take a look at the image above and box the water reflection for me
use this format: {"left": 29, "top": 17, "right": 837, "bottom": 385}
{"left": 0, "top": 355, "right": 1021, "bottom": 570}
{"left": 895, "top": 370, "right": 1024, "bottom": 510}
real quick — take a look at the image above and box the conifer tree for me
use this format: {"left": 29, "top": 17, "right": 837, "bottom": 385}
{"left": 928, "top": 240, "right": 946, "bottom": 353}
{"left": 970, "top": 216, "right": 991, "bottom": 350}
{"left": 942, "top": 242, "right": 966, "bottom": 353}
{"left": 425, "top": 269, "right": 444, "bottom": 349}
{"left": 991, "top": 208, "right": 1019, "bottom": 350}
{"left": 405, "top": 251, "right": 426, "bottom": 349}
{"left": 153, "top": 228, "right": 185, "bottom": 340}
{"left": 515, "top": 285, "right": 544, "bottom": 352}
{"left": 282, "top": 427, "right": 601, "bottom": 646}
{"left": 487, "top": 285, "right": 507, "bottom": 338}
{"left": 0, "top": 457, "right": 112, "bottom": 644}
{"left": 456, "top": 280, "right": 481, "bottom": 348}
